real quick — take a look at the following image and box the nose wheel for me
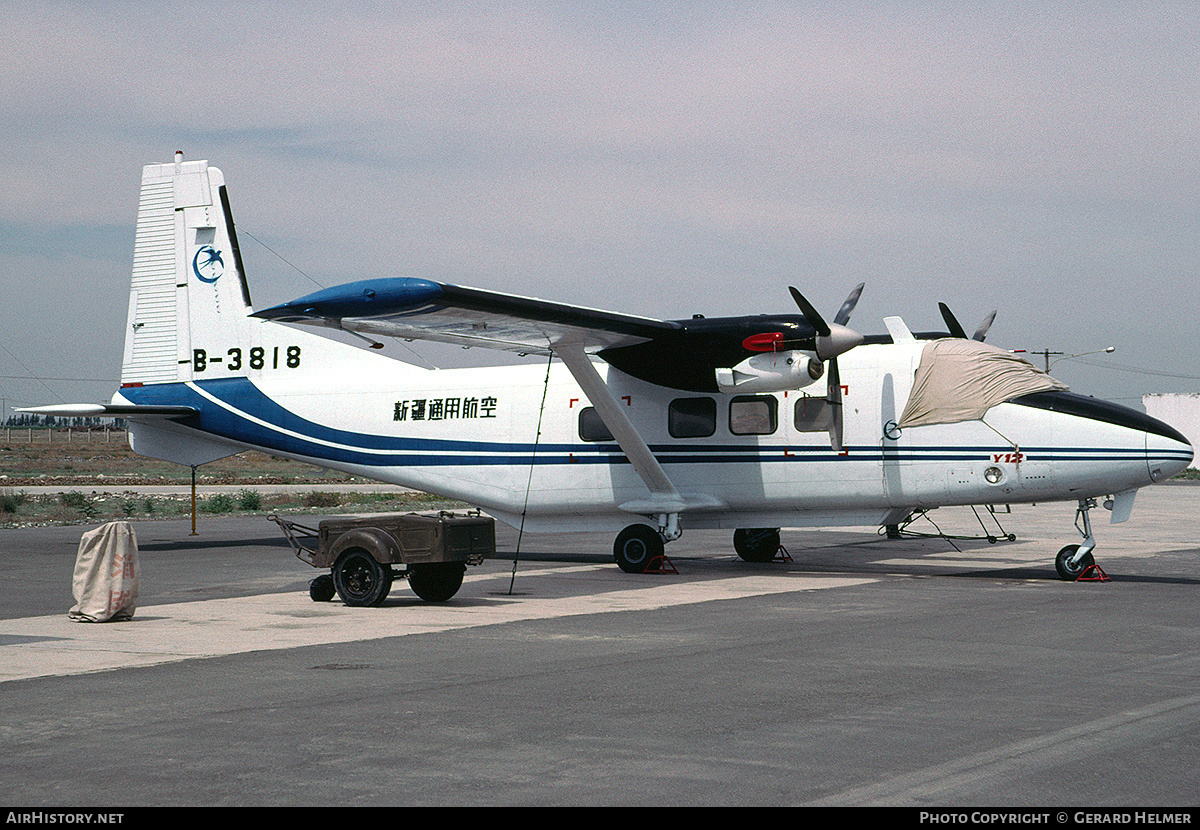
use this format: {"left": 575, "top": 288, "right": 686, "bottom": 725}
{"left": 1054, "top": 544, "right": 1095, "bottom": 581}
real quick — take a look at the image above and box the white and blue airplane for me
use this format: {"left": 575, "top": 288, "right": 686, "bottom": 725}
{"left": 25, "top": 155, "right": 1193, "bottom": 582}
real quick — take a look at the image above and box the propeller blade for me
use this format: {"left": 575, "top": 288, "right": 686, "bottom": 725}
{"left": 833, "top": 283, "right": 865, "bottom": 327}
{"left": 828, "top": 357, "right": 843, "bottom": 454}
{"left": 973, "top": 311, "right": 997, "bottom": 342}
{"left": 938, "top": 303, "right": 968, "bottom": 339}
{"left": 788, "top": 287, "right": 830, "bottom": 337}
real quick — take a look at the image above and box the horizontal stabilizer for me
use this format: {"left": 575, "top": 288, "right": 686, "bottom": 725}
{"left": 17, "top": 404, "right": 196, "bottom": 419}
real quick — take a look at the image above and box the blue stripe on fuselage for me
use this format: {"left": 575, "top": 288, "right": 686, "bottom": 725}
{"left": 120, "top": 379, "right": 1159, "bottom": 469}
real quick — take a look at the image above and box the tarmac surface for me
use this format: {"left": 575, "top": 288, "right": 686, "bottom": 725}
{"left": 1, "top": 484, "right": 1198, "bottom": 807}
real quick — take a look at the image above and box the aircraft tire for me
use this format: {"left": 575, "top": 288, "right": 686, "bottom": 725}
{"left": 408, "top": 562, "right": 466, "bottom": 602}
{"left": 1054, "top": 544, "right": 1094, "bottom": 581}
{"left": 309, "top": 574, "right": 335, "bottom": 602}
{"left": 614, "top": 524, "right": 663, "bottom": 573}
{"left": 734, "top": 528, "right": 781, "bottom": 563}
{"left": 333, "top": 548, "right": 393, "bottom": 606}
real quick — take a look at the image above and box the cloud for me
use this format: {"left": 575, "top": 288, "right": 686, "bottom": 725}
{"left": 1, "top": 2, "right": 1198, "bottom": 409}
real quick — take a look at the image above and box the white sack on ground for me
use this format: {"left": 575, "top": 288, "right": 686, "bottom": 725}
{"left": 68, "top": 521, "right": 140, "bottom": 622}
{"left": 898, "top": 339, "right": 1068, "bottom": 429}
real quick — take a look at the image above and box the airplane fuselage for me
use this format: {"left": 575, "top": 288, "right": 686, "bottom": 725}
{"left": 117, "top": 333, "right": 1190, "bottom": 535}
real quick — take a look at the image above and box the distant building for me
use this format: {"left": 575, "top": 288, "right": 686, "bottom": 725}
{"left": 1143, "top": 393, "right": 1200, "bottom": 469}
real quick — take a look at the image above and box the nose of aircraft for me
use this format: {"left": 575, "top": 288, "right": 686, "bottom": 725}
{"left": 1013, "top": 390, "right": 1192, "bottom": 491}
{"left": 1146, "top": 421, "right": 1194, "bottom": 483}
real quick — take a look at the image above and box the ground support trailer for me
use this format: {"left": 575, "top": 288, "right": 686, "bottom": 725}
{"left": 271, "top": 511, "right": 495, "bottom": 605}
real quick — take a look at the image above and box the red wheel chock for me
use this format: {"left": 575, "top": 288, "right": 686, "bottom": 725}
{"left": 643, "top": 554, "right": 678, "bottom": 574}
{"left": 774, "top": 544, "right": 793, "bottom": 563}
{"left": 1076, "top": 562, "right": 1111, "bottom": 582}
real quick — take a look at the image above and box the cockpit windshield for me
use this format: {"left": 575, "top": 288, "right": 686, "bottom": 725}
{"left": 897, "top": 339, "right": 1068, "bottom": 428}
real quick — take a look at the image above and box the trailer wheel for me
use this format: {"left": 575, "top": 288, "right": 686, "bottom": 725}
{"left": 408, "top": 562, "right": 466, "bottom": 602}
{"left": 309, "top": 574, "right": 335, "bottom": 602}
{"left": 333, "top": 548, "right": 393, "bottom": 607}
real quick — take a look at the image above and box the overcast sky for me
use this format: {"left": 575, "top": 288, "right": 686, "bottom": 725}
{"left": 3, "top": 1, "right": 1198, "bottom": 422}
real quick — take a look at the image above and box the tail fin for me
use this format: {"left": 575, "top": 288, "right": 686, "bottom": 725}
{"left": 121, "top": 153, "right": 423, "bottom": 393}
{"left": 122, "top": 153, "right": 256, "bottom": 385}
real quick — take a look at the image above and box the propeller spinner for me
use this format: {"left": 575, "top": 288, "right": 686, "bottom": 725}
{"left": 788, "top": 283, "right": 865, "bottom": 453}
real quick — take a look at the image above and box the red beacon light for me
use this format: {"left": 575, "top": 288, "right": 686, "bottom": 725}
{"left": 742, "top": 332, "right": 786, "bottom": 352}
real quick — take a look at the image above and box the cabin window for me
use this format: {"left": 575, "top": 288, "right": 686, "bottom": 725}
{"left": 578, "top": 407, "right": 614, "bottom": 442}
{"left": 729, "top": 395, "right": 777, "bottom": 435}
{"left": 669, "top": 397, "right": 716, "bottom": 438}
{"left": 794, "top": 394, "right": 834, "bottom": 432}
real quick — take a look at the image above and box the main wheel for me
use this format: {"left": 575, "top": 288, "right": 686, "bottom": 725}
{"left": 1054, "top": 544, "right": 1094, "bottom": 581}
{"left": 332, "top": 547, "right": 393, "bottom": 606}
{"left": 408, "top": 562, "right": 466, "bottom": 602}
{"left": 733, "top": 528, "right": 781, "bottom": 563}
{"left": 614, "top": 524, "right": 664, "bottom": 573}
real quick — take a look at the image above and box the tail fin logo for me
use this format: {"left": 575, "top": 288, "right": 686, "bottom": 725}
{"left": 192, "top": 246, "right": 225, "bottom": 284}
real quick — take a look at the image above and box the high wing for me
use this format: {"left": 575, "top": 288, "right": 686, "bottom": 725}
{"left": 252, "top": 277, "right": 680, "bottom": 355}
{"left": 255, "top": 276, "right": 867, "bottom": 466}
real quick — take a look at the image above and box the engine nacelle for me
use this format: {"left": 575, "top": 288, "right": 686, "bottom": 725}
{"left": 714, "top": 350, "right": 823, "bottom": 393}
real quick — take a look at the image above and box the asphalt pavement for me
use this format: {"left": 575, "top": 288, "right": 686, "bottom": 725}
{"left": 0, "top": 485, "right": 1197, "bottom": 808}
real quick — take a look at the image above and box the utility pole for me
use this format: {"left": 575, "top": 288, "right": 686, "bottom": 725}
{"left": 1021, "top": 349, "right": 1064, "bottom": 372}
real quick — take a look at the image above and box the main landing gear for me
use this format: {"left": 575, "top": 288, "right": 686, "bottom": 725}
{"left": 613, "top": 524, "right": 665, "bottom": 573}
{"left": 733, "top": 528, "right": 782, "bottom": 563}
{"left": 1054, "top": 498, "right": 1109, "bottom": 582}
{"left": 613, "top": 522, "right": 791, "bottom": 573}
{"left": 613, "top": 515, "right": 681, "bottom": 574}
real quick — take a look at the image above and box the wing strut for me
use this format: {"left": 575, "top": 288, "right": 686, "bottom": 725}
{"left": 554, "top": 344, "right": 684, "bottom": 540}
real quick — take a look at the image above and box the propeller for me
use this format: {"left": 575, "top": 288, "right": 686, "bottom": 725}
{"left": 939, "top": 303, "right": 996, "bottom": 342}
{"left": 788, "top": 283, "right": 865, "bottom": 453}
{"left": 938, "top": 303, "right": 968, "bottom": 339}
{"left": 788, "top": 284, "right": 865, "bottom": 361}
{"left": 972, "top": 311, "right": 996, "bottom": 342}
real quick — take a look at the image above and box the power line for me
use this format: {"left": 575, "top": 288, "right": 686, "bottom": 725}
{"left": 0, "top": 343, "right": 63, "bottom": 403}
{"left": 1070, "top": 358, "right": 1200, "bottom": 382}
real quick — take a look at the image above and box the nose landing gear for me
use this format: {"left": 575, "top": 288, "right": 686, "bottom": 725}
{"left": 1055, "top": 498, "right": 1110, "bottom": 582}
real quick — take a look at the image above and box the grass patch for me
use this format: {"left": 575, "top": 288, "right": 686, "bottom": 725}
{"left": 237, "top": 488, "right": 262, "bottom": 510}
{"left": 303, "top": 491, "right": 342, "bottom": 508}
{"left": 0, "top": 437, "right": 471, "bottom": 527}
{"left": 205, "top": 493, "right": 236, "bottom": 513}
{"left": 0, "top": 488, "right": 466, "bottom": 528}
{"left": 0, "top": 489, "right": 28, "bottom": 514}
{"left": 0, "top": 434, "right": 367, "bottom": 486}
